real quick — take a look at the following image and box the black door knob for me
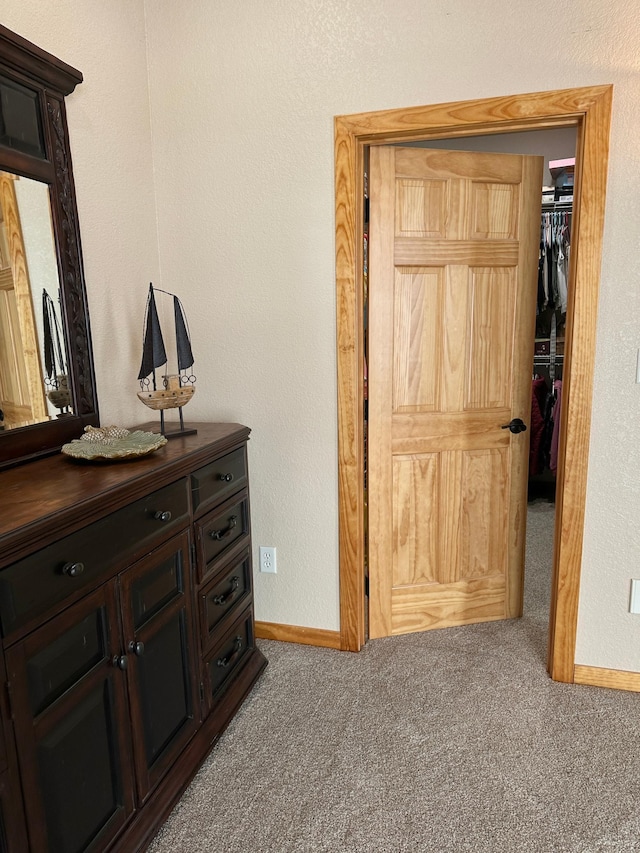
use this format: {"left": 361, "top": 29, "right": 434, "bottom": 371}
{"left": 501, "top": 418, "right": 527, "bottom": 434}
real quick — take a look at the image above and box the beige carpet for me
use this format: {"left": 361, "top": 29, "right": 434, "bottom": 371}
{"left": 148, "top": 502, "right": 640, "bottom": 852}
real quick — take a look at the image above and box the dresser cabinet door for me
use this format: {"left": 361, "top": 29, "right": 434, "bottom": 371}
{"left": 6, "top": 583, "right": 135, "bottom": 853}
{"left": 0, "top": 769, "right": 28, "bottom": 853}
{"left": 0, "top": 653, "right": 28, "bottom": 853}
{"left": 119, "top": 531, "right": 199, "bottom": 803}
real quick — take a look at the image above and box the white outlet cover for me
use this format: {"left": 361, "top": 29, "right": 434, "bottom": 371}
{"left": 259, "top": 546, "right": 277, "bottom": 573}
{"left": 629, "top": 579, "right": 640, "bottom": 613}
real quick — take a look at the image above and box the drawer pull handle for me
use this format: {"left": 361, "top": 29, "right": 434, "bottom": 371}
{"left": 62, "top": 561, "right": 85, "bottom": 578}
{"left": 213, "top": 576, "right": 240, "bottom": 607}
{"left": 217, "top": 637, "right": 243, "bottom": 668}
{"left": 219, "top": 473, "right": 234, "bottom": 483}
{"left": 113, "top": 654, "right": 128, "bottom": 671}
{"left": 128, "top": 641, "right": 145, "bottom": 656}
{"left": 210, "top": 515, "right": 238, "bottom": 541}
{"left": 154, "top": 510, "right": 172, "bottom": 522}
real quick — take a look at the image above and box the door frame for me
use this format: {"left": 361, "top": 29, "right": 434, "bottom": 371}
{"left": 334, "top": 85, "right": 613, "bottom": 682}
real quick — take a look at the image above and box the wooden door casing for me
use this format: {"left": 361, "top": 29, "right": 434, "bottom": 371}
{"left": 334, "top": 87, "right": 612, "bottom": 683}
{"left": 368, "top": 147, "right": 542, "bottom": 638}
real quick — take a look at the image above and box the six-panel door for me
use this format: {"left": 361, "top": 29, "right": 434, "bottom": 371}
{"left": 368, "top": 146, "right": 543, "bottom": 638}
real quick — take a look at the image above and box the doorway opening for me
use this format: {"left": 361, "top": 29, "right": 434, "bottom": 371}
{"left": 334, "top": 86, "right": 612, "bottom": 683}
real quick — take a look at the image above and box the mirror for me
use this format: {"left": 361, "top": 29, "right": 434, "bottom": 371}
{"left": 0, "top": 171, "right": 71, "bottom": 430}
{"left": 0, "top": 24, "right": 98, "bottom": 467}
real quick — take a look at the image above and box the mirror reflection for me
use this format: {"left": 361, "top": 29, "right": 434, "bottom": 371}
{"left": 0, "top": 171, "right": 71, "bottom": 431}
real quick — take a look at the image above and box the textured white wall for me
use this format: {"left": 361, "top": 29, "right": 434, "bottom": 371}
{"left": 2, "top": 1, "right": 161, "bottom": 429}
{"left": 142, "top": 0, "right": 640, "bottom": 665}
{"left": 5, "top": 1, "right": 640, "bottom": 671}
{"left": 144, "top": 2, "right": 344, "bottom": 629}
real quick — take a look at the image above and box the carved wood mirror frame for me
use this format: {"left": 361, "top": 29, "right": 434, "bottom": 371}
{"left": 335, "top": 86, "right": 612, "bottom": 685}
{"left": 0, "top": 24, "right": 98, "bottom": 468}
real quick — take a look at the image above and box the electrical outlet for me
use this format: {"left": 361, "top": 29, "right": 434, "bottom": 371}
{"left": 259, "top": 546, "right": 277, "bottom": 573}
{"left": 630, "top": 579, "right": 640, "bottom": 613}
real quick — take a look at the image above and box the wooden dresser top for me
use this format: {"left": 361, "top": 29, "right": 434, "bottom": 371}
{"left": 0, "top": 422, "right": 250, "bottom": 563}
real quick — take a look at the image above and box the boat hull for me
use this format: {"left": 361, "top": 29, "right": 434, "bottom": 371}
{"left": 137, "top": 385, "right": 195, "bottom": 411}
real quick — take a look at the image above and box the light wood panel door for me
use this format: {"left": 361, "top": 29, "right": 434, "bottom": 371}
{"left": 0, "top": 172, "right": 47, "bottom": 428}
{"left": 368, "top": 146, "right": 542, "bottom": 638}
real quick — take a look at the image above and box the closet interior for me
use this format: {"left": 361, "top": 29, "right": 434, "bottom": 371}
{"left": 529, "top": 156, "right": 574, "bottom": 501}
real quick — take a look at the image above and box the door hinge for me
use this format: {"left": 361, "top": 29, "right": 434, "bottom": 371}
{"left": 190, "top": 542, "right": 197, "bottom": 568}
{"left": 199, "top": 682, "right": 205, "bottom": 704}
{"left": 364, "top": 575, "right": 369, "bottom": 597}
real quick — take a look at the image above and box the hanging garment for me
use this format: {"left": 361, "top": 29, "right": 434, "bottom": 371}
{"left": 556, "top": 223, "right": 569, "bottom": 314}
{"left": 529, "top": 378, "right": 548, "bottom": 476}
{"left": 537, "top": 240, "right": 546, "bottom": 314}
{"left": 537, "top": 209, "right": 571, "bottom": 319}
{"left": 550, "top": 379, "right": 563, "bottom": 474}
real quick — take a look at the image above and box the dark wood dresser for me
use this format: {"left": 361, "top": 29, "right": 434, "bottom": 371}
{"left": 0, "top": 423, "right": 267, "bottom": 852}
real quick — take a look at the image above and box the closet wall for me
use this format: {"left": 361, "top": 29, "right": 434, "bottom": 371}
{"left": 407, "top": 128, "right": 577, "bottom": 184}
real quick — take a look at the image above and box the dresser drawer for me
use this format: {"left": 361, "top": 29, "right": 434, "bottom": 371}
{"left": 199, "top": 549, "right": 252, "bottom": 653}
{"left": 195, "top": 491, "right": 250, "bottom": 583}
{"left": 191, "top": 447, "right": 247, "bottom": 516}
{"left": 0, "top": 479, "right": 189, "bottom": 639}
{"left": 204, "top": 607, "right": 254, "bottom": 704}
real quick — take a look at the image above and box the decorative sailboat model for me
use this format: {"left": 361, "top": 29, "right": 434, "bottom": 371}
{"left": 137, "top": 283, "right": 197, "bottom": 437}
{"left": 42, "top": 288, "right": 72, "bottom": 415}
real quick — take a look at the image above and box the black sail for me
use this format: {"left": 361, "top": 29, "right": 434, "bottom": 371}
{"left": 174, "top": 295, "right": 194, "bottom": 371}
{"left": 138, "top": 283, "right": 167, "bottom": 382}
{"left": 42, "top": 289, "right": 66, "bottom": 379}
{"left": 42, "top": 289, "right": 55, "bottom": 379}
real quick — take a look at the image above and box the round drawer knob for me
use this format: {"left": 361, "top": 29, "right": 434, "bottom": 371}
{"left": 219, "top": 473, "right": 234, "bottom": 483}
{"left": 62, "top": 561, "right": 85, "bottom": 578}
{"left": 128, "top": 641, "right": 145, "bottom": 656}
{"left": 154, "top": 510, "right": 172, "bottom": 522}
{"left": 113, "top": 654, "right": 128, "bottom": 671}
